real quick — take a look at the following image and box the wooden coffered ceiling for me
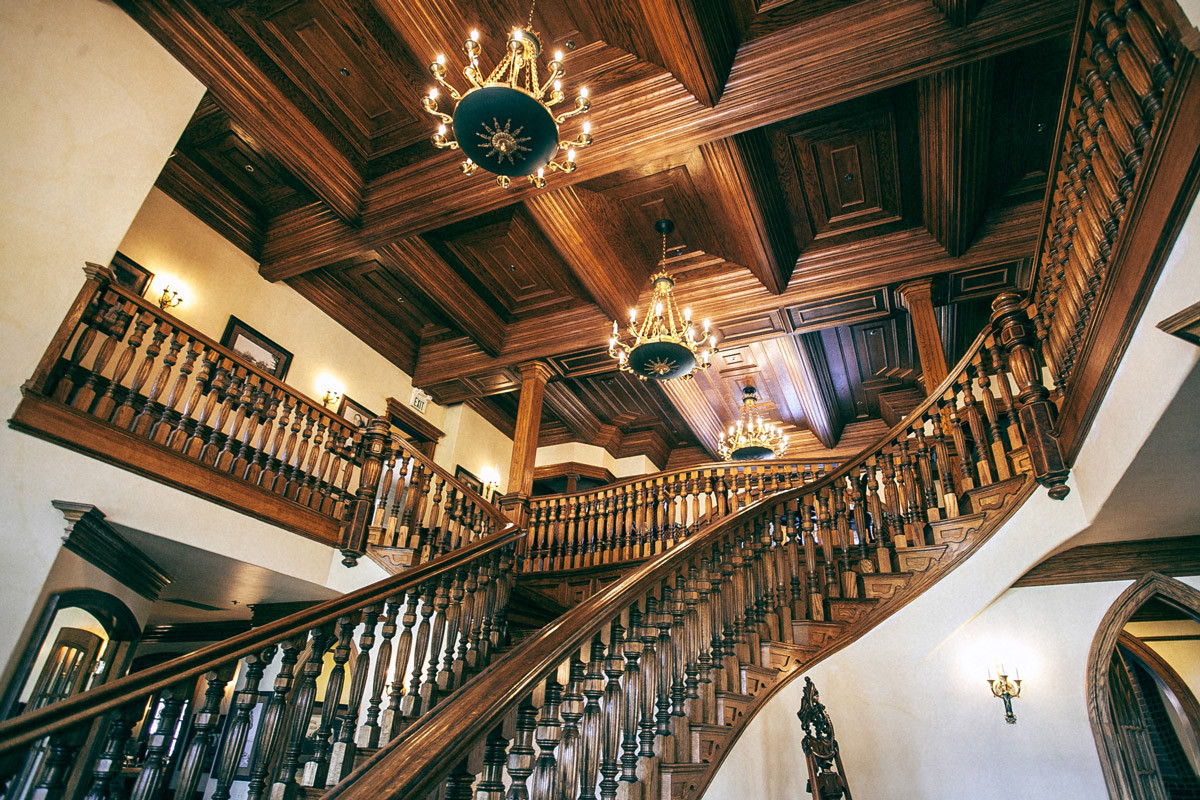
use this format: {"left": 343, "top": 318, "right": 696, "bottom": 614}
{"left": 135, "top": 0, "right": 1074, "bottom": 468}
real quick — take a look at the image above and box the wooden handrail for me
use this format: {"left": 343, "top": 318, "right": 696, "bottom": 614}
{"left": 326, "top": 305, "right": 1053, "bottom": 799}
{"left": 0, "top": 522, "right": 522, "bottom": 755}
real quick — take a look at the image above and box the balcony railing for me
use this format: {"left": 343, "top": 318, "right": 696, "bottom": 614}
{"left": 11, "top": 265, "right": 507, "bottom": 565}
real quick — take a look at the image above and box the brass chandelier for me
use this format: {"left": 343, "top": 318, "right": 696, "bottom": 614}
{"left": 421, "top": 1, "right": 592, "bottom": 189}
{"left": 608, "top": 220, "right": 715, "bottom": 381}
{"left": 718, "top": 387, "right": 788, "bottom": 461}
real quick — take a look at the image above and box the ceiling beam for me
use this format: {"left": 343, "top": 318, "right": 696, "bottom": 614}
{"left": 918, "top": 59, "right": 995, "bottom": 256}
{"left": 257, "top": 0, "right": 1074, "bottom": 277}
{"left": 787, "top": 334, "right": 845, "bottom": 449}
{"left": 658, "top": 377, "right": 725, "bottom": 457}
{"left": 118, "top": 0, "right": 363, "bottom": 226}
{"left": 411, "top": 200, "right": 1041, "bottom": 385}
{"left": 699, "top": 134, "right": 798, "bottom": 295}
{"left": 542, "top": 381, "right": 605, "bottom": 444}
{"left": 932, "top": 0, "right": 987, "bottom": 27}
{"left": 525, "top": 187, "right": 645, "bottom": 321}
{"left": 636, "top": 0, "right": 741, "bottom": 108}
{"left": 378, "top": 240, "right": 508, "bottom": 357}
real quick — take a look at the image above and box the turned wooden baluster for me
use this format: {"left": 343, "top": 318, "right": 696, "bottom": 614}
{"left": 244, "top": 636, "right": 302, "bottom": 800}
{"left": 619, "top": 605, "right": 645, "bottom": 779}
{"left": 453, "top": 566, "right": 478, "bottom": 683}
{"left": 299, "top": 416, "right": 331, "bottom": 509}
{"left": 986, "top": 339, "right": 1024, "bottom": 449}
{"left": 598, "top": 620, "right": 625, "bottom": 800}
{"left": 507, "top": 700, "right": 539, "bottom": 799}
{"left": 476, "top": 725, "right": 508, "bottom": 800}
{"left": 695, "top": 560, "right": 720, "bottom": 714}
{"left": 434, "top": 572, "right": 465, "bottom": 694}
{"left": 799, "top": 496, "right": 823, "bottom": 620}
{"left": 329, "top": 605, "right": 379, "bottom": 783}
{"left": 92, "top": 308, "right": 149, "bottom": 421}
{"left": 284, "top": 408, "right": 318, "bottom": 500}
{"left": 402, "top": 583, "right": 436, "bottom": 718}
{"left": 48, "top": 278, "right": 111, "bottom": 405}
{"left": 255, "top": 393, "right": 291, "bottom": 487}
{"left": 129, "top": 680, "right": 188, "bottom": 800}
{"left": 69, "top": 293, "right": 130, "bottom": 414}
{"left": 28, "top": 726, "right": 89, "bottom": 800}
{"left": 530, "top": 675, "right": 565, "bottom": 799}
{"left": 382, "top": 591, "right": 417, "bottom": 740}
{"left": 302, "top": 616, "right": 355, "bottom": 788}
{"left": 239, "top": 386, "right": 280, "bottom": 482}
{"left": 653, "top": 585, "right": 676, "bottom": 737}
{"left": 211, "top": 650, "right": 272, "bottom": 800}
{"left": 636, "top": 598, "right": 660, "bottom": 759}
{"left": 216, "top": 373, "right": 258, "bottom": 472}
{"left": 82, "top": 703, "right": 142, "bottom": 800}
{"left": 271, "top": 626, "right": 333, "bottom": 799}
{"left": 928, "top": 415, "right": 961, "bottom": 518}
{"left": 360, "top": 597, "right": 395, "bottom": 747}
{"left": 557, "top": 658, "right": 586, "bottom": 798}
{"left": 575, "top": 637, "right": 606, "bottom": 800}
{"left": 130, "top": 329, "right": 184, "bottom": 436}
{"left": 913, "top": 427, "right": 942, "bottom": 522}
{"left": 896, "top": 441, "right": 924, "bottom": 545}
{"left": 199, "top": 365, "right": 243, "bottom": 465}
{"left": 174, "top": 671, "right": 234, "bottom": 800}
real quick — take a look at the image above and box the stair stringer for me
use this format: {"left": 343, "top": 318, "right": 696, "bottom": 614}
{"left": 672, "top": 474, "right": 1039, "bottom": 800}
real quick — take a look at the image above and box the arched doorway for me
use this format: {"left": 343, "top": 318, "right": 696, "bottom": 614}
{"left": 1088, "top": 573, "right": 1200, "bottom": 799}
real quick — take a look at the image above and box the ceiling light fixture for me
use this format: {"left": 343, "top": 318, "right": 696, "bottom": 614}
{"left": 718, "top": 386, "right": 787, "bottom": 461}
{"left": 608, "top": 219, "right": 715, "bottom": 381}
{"left": 421, "top": 0, "right": 591, "bottom": 189}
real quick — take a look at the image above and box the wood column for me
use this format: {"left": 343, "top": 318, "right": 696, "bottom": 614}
{"left": 505, "top": 361, "right": 555, "bottom": 503}
{"left": 896, "top": 278, "right": 949, "bottom": 391}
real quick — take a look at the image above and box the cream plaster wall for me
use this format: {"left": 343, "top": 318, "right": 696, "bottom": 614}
{"left": 117, "top": 188, "right": 448, "bottom": 434}
{"left": 705, "top": 191, "right": 1200, "bottom": 799}
{"left": 535, "top": 442, "right": 658, "bottom": 479}
{"left": 437, "top": 403, "right": 514, "bottom": 494}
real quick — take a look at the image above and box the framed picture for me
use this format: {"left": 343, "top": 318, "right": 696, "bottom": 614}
{"left": 220, "top": 316, "right": 292, "bottom": 381}
{"left": 110, "top": 251, "right": 154, "bottom": 296}
{"left": 337, "top": 395, "right": 377, "bottom": 429}
{"left": 455, "top": 466, "right": 484, "bottom": 496}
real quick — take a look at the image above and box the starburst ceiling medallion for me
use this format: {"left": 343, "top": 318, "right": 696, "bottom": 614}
{"left": 421, "top": 1, "right": 592, "bottom": 189}
{"left": 718, "top": 387, "right": 788, "bottom": 461}
{"left": 608, "top": 220, "right": 716, "bottom": 381}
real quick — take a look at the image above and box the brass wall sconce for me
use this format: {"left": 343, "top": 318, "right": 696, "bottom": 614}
{"left": 322, "top": 389, "right": 343, "bottom": 409}
{"left": 987, "top": 664, "right": 1022, "bottom": 724}
{"left": 158, "top": 286, "right": 183, "bottom": 311}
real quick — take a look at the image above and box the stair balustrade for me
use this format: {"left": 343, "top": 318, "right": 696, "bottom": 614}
{"left": 320, "top": 297, "right": 1065, "bottom": 800}
{"left": 0, "top": 522, "right": 521, "bottom": 800}
{"left": 524, "top": 461, "right": 834, "bottom": 573}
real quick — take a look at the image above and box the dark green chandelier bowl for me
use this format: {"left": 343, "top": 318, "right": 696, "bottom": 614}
{"left": 454, "top": 86, "right": 559, "bottom": 177}
{"left": 628, "top": 340, "right": 696, "bottom": 381}
{"left": 729, "top": 444, "right": 776, "bottom": 461}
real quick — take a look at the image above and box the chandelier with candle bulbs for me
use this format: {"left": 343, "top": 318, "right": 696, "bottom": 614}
{"left": 608, "top": 220, "right": 716, "bottom": 381}
{"left": 718, "top": 387, "right": 788, "bottom": 461}
{"left": 420, "top": 1, "right": 592, "bottom": 189}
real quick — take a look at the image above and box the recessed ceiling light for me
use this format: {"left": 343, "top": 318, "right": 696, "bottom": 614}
{"left": 244, "top": 164, "right": 254, "bottom": 172}
{"left": 339, "top": 67, "right": 351, "bottom": 77}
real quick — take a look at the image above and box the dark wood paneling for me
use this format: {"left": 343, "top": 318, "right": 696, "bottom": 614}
{"left": 425, "top": 206, "right": 590, "bottom": 322}
{"left": 819, "top": 314, "right": 919, "bottom": 421}
{"left": 1014, "top": 536, "right": 1200, "bottom": 587}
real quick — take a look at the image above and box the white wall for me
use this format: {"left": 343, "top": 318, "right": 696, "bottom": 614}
{"left": 535, "top": 441, "right": 658, "bottom": 479}
{"left": 705, "top": 185, "right": 1200, "bottom": 799}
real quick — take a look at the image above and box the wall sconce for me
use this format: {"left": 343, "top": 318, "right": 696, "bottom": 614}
{"left": 987, "top": 664, "right": 1022, "bottom": 724}
{"left": 481, "top": 467, "right": 501, "bottom": 499}
{"left": 158, "top": 285, "right": 184, "bottom": 311}
{"left": 317, "top": 375, "right": 345, "bottom": 409}
{"left": 321, "top": 388, "right": 343, "bottom": 409}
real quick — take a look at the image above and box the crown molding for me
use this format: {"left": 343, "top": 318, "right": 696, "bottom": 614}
{"left": 52, "top": 501, "right": 173, "bottom": 601}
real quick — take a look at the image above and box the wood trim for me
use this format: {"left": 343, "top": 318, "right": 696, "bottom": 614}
{"left": 10, "top": 395, "right": 342, "bottom": 547}
{"left": 532, "top": 462, "right": 617, "bottom": 485}
{"left": 1086, "top": 573, "right": 1200, "bottom": 800}
{"left": 1157, "top": 300, "right": 1200, "bottom": 346}
{"left": 1117, "top": 630, "right": 1200, "bottom": 743}
{"left": 140, "top": 621, "right": 252, "bottom": 643}
{"left": 385, "top": 396, "right": 445, "bottom": 443}
{"left": 1013, "top": 536, "right": 1200, "bottom": 587}
{"left": 52, "top": 502, "right": 173, "bottom": 601}
{"left": 1055, "top": 28, "right": 1200, "bottom": 462}
{"left": 116, "top": 0, "right": 363, "bottom": 226}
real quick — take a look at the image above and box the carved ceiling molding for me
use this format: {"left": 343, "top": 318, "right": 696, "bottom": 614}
{"left": 52, "top": 501, "right": 173, "bottom": 602}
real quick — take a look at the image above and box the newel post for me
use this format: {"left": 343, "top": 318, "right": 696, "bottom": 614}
{"left": 23, "top": 262, "right": 115, "bottom": 396}
{"left": 340, "top": 418, "right": 391, "bottom": 566}
{"left": 990, "top": 293, "right": 1071, "bottom": 500}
